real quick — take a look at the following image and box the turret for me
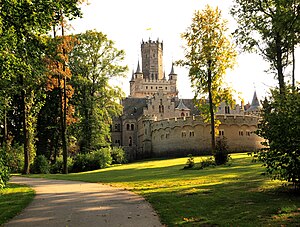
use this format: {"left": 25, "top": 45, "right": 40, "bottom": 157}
{"left": 168, "top": 63, "right": 177, "bottom": 81}
{"left": 134, "top": 60, "right": 143, "bottom": 80}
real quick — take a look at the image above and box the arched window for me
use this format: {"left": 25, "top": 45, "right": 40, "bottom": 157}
{"left": 181, "top": 112, "right": 185, "bottom": 117}
{"left": 126, "top": 124, "right": 130, "bottom": 130}
{"left": 225, "top": 106, "right": 230, "bottom": 114}
{"left": 131, "top": 124, "right": 134, "bottom": 130}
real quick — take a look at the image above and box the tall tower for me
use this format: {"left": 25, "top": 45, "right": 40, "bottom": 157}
{"left": 141, "top": 39, "right": 164, "bottom": 80}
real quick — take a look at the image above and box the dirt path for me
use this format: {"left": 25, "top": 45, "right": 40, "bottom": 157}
{"left": 5, "top": 176, "right": 163, "bottom": 227}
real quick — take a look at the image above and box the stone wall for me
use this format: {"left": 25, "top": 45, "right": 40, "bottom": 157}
{"left": 150, "top": 115, "right": 264, "bottom": 157}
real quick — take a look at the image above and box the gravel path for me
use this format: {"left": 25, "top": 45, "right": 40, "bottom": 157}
{"left": 5, "top": 176, "right": 163, "bottom": 227}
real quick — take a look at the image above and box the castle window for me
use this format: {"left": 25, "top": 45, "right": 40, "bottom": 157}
{"left": 182, "top": 131, "right": 187, "bottom": 138}
{"left": 186, "top": 113, "right": 189, "bottom": 117}
{"left": 115, "top": 140, "right": 121, "bottom": 146}
{"left": 181, "top": 112, "right": 185, "bottom": 117}
{"left": 129, "top": 136, "right": 132, "bottom": 146}
{"left": 126, "top": 124, "right": 130, "bottom": 131}
{"left": 151, "top": 74, "right": 154, "bottom": 80}
{"left": 239, "top": 130, "right": 244, "bottom": 136}
{"left": 131, "top": 124, "right": 135, "bottom": 131}
{"left": 156, "top": 86, "right": 157, "bottom": 89}
{"left": 225, "top": 106, "right": 230, "bottom": 114}
{"left": 189, "top": 131, "right": 195, "bottom": 137}
{"left": 159, "top": 105, "right": 164, "bottom": 113}
{"left": 219, "top": 130, "right": 225, "bottom": 136}
{"left": 151, "top": 86, "right": 153, "bottom": 89}
{"left": 146, "top": 86, "right": 148, "bottom": 89}
{"left": 246, "top": 131, "right": 251, "bottom": 136}
{"left": 114, "top": 124, "right": 121, "bottom": 131}
{"left": 165, "top": 87, "right": 167, "bottom": 90}
{"left": 166, "top": 133, "right": 169, "bottom": 139}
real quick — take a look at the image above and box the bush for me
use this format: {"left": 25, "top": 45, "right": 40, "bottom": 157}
{"left": 0, "top": 148, "right": 10, "bottom": 189}
{"left": 110, "top": 147, "right": 127, "bottom": 164}
{"left": 214, "top": 137, "right": 230, "bottom": 165}
{"left": 257, "top": 88, "right": 300, "bottom": 189}
{"left": 51, "top": 156, "right": 74, "bottom": 174}
{"left": 199, "top": 157, "right": 216, "bottom": 169}
{"left": 183, "top": 154, "right": 195, "bottom": 169}
{"left": 4, "top": 143, "right": 24, "bottom": 173}
{"left": 31, "top": 155, "right": 50, "bottom": 174}
{"left": 72, "top": 148, "right": 112, "bottom": 172}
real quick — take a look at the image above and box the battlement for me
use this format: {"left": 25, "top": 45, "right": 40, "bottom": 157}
{"left": 141, "top": 39, "right": 163, "bottom": 49}
{"left": 150, "top": 114, "right": 260, "bottom": 131}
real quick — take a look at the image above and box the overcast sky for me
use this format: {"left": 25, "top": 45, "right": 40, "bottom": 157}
{"left": 68, "top": 0, "right": 300, "bottom": 103}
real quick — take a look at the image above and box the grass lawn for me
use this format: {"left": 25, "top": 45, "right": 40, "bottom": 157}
{"left": 0, "top": 184, "right": 35, "bottom": 225}
{"left": 31, "top": 153, "right": 299, "bottom": 226}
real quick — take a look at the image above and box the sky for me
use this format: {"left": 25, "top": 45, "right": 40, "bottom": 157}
{"left": 68, "top": 0, "right": 300, "bottom": 104}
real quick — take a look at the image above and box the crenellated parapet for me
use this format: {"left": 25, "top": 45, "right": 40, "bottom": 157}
{"left": 151, "top": 114, "right": 260, "bottom": 132}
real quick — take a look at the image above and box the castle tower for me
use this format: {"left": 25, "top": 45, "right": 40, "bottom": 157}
{"left": 141, "top": 39, "right": 164, "bottom": 80}
{"left": 129, "top": 39, "right": 177, "bottom": 98}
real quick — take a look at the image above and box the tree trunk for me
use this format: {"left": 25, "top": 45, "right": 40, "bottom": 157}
{"left": 61, "top": 15, "right": 68, "bottom": 174}
{"left": 292, "top": 40, "right": 295, "bottom": 90}
{"left": 21, "top": 75, "right": 30, "bottom": 174}
{"left": 207, "top": 62, "right": 216, "bottom": 153}
{"left": 275, "top": 33, "right": 285, "bottom": 94}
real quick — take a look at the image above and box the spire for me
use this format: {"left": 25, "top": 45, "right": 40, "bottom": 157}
{"left": 170, "top": 62, "right": 175, "bottom": 74}
{"left": 176, "top": 99, "right": 190, "bottom": 110}
{"left": 245, "top": 90, "right": 261, "bottom": 113}
{"left": 131, "top": 69, "right": 135, "bottom": 81}
{"left": 163, "top": 71, "right": 166, "bottom": 80}
{"left": 135, "top": 60, "right": 142, "bottom": 74}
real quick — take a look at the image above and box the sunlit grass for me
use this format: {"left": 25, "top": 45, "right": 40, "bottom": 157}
{"left": 32, "top": 153, "right": 300, "bottom": 226}
{"left": 0, "top": 184, "right": 34, "bottom": 225}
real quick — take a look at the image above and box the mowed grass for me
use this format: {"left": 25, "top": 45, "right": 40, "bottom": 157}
{"left": 32, "top": 153, "right": 299, "bottom": 226}
{"left": 0, "top": 184, "right": 35, "bottom": 225}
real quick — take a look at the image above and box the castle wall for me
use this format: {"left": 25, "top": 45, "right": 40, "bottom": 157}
{"left": 150, "top": 115, "right": 264, "bottom": 157}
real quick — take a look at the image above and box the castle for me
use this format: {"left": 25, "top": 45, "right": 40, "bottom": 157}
{"left": 111, "top": 39, "right": 264, "bottom": 160}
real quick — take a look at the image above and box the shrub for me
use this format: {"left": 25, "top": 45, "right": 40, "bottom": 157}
{"left": 257, "top": 88, "right": 300, "bottom": 189}
{"left": 3, "top": 143, "right": 24, "bottom": 173}
{"left": 0, "top": 148, "right": 10, "bottom": 189}
{"left": 31, "top": 155, "right": 50, "bottom": 174}
{"left": 214, "top": 137, "right": 230, "bottom": 165}
{"left": 72, "top": 148, "right": 112, "bottom": 172}
{"left": 51, "top": 156, "right": 74, "bottom": 174}
{"left": 110, "top": 147, "right": 127, "bottom": 164}
{"left": 183, "top": 154, "right": 195, "bottom": 169}
{"left": 199, "top": 157, "right": 216, "bottom": 169}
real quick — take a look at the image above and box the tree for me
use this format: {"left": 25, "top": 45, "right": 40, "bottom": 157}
{"left": 0, "top": 0, "right": 83, "bottom": 174}
{"left": 178, "top": 5, "right": 236, "bottom": 152}
{"left": 231, "top": 0, "right": 300, "bottom": 94}
{"left": 257, "top": 87, "right": 300, "bottom": 189}
{"left": 69, "top": 30, "right": 127, "bottom": 153}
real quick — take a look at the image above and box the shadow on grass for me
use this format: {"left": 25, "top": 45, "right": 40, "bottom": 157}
{"left": 29, "top": 155, "right": 300, "bottom": 226}
{"left": 0, "top": 184, "right": 35, "bottom": 225}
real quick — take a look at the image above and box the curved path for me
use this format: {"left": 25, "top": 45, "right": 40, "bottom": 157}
{"left": 5, "top": 177, "right": 163, "bottom": 227}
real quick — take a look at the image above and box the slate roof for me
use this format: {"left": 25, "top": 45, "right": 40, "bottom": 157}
{"left": 245, "top": 91, "right": 261, "bottom": 112}
{"left": 174, "top": 98, "right": 200, "bottom": 115}
{"left": 122, "top": 97, "right": 147, "bottom": 119}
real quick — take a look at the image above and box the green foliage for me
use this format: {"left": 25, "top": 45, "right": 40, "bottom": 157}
{"left": 31, "top": 155, "right": 50, "bottom": 174}
{"left": 51, "top": 156, "right": 74, "bottom": 174}
{"left": 177, "top": 5, "right": 236, "bottom": 151}
{"left": 0, "top": 150, "right": 10, "bottom": 189}
{"left": 214, "top": 137, "right": 230, "bottom": 165}
{"left": 4, "top": 144, "right": 24, "bottom": 173}
{"left": 110, "top": 147, "right": 127, "bottom": 164}
{"left": 257, "top": 87, "right": 300, "bottom": 188}
{"left": 231, "top": 0, "right": 300, "bottom": 92}
{"left": 72, "top": 148, "right": 112, "bottom": 172}
{"left": 199, "top": 157, "right": 216, "bottom": 169}
{"left": 69, "top": 30, "right": 127, "bottom": 153}
{"left": 183, "top": 154, "right": 195, "bottom": 169}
